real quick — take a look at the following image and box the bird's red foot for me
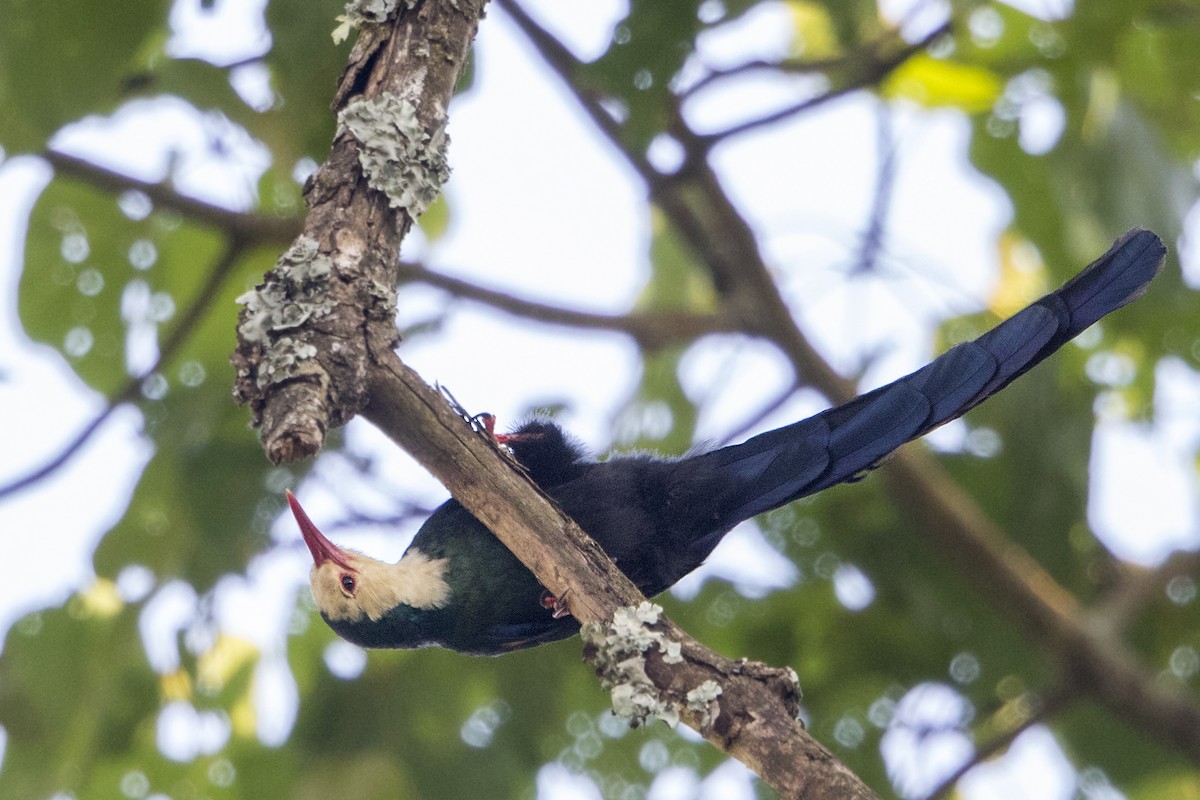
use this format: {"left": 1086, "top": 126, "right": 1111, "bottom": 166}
{"left": 540, "top": 589, "right": 572, "bottom": 619}
{"left": 475, "top": 412, "right": 515, "bottom": 444}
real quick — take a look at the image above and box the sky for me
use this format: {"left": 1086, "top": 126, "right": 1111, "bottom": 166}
{"left": 0, "top": 0, "right": 1196, "bottom": 797}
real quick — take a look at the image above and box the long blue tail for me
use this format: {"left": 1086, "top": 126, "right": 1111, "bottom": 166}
{"left": 698, "top": 229, "right": 1165, "bottom": 528}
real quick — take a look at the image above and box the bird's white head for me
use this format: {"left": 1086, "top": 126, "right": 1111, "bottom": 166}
{"left": 286, "top": 491, "right": 451, "bottom": 624}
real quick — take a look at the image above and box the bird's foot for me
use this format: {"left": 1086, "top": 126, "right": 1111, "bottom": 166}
{"left": 474, "top": 412, "right": 517, "bottom": 444}
{"left": 540, "top": 589, "right": 572, "bottom": 619}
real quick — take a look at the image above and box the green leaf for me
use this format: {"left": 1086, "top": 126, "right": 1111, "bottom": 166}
{"left": 19, "top": 176, "right": 226, "bottom": 395}
{"left": 883, "top": 54, "right": 1003, "bottom": 113}
{"left": 578, "top": 3, "right": 706, "bottom": 151}
{"left": 0, "top": 0, "right": 163, "bottom": 152}
{"left": 0, "top": 591, "right": 157, "bottom": 799}
{"left": 417, "top": 192, "right": 452, "bottom": 242}
{"left": 787, "top": 1, "right": 841, "bottom": 59}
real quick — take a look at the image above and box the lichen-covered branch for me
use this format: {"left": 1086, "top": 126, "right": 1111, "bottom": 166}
{"left": 231, "top": 0, "right": 484, "bottom": 463}
{"left": 362, "top": 351, "right": 880, "bottom": 799}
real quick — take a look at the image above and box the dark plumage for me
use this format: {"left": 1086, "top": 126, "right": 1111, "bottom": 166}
{"left": 290, "top": 229, "right": 1166, "bottom": 655}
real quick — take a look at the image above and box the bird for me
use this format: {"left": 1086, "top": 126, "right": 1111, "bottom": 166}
{"left": 287, "top": 229, "right": 1166, "bottom": 656}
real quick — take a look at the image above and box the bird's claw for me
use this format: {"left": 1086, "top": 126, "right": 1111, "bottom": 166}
{"left": 540, "top": 589, "right": 572, "bottom": 619}
{"left": 473, "top": 412, "right": 514, "bottom": 444}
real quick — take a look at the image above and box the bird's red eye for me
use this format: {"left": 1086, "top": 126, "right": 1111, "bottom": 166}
{"left": 340, "top": 574, "right": 356, "bottom": 594}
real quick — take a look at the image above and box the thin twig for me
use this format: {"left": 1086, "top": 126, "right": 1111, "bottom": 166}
{"left": 43, "top": 150, "right": 300, "bottom": 245}
{"left": 924, "top": 686, "right": 1076, "bottom": 800}
{"left": 398, "top": 261, "right": 737, "bottom": 347}
{"left": 1098, "top": 548, "right": 1200, "bottom": 632}
{"left": 716, "top": 381, "right": 802, "bottom": 447}
{"left": 494, "top": 0, "right": 663, "bottom": 186}
{"left": 0, "top": 149, "right": 298, "bottom": 499}
{"left": 852, "top": 104, "right": 897, "bottom": 276}
{"left": 700, "top": 21, "right": 950, "bottom": 143}
{"left": 683, "top": 53, "right": 870, "bottom": 100}
{"left": 683, "top": 0, "right": 949, "bottom": 99}
{"left": 321, "top": 506, "right": 439, "bottom": 534}
{"left": 499, "top": 0, "right": 859, "bottom": 400}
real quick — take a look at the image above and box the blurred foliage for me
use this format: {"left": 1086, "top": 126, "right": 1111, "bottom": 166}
{"left": 1, "top": 1, "right": 1199, "bottom": 799}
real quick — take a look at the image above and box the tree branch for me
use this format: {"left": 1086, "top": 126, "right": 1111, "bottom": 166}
{"left": 497, "top": 0, "right": 857, "bottom": 400}
{"left": 362, "top": 350, "right": 878, "bottom": 800}
{"left": 884, "top": 449, "right": 1200, "bottom": 761}
{"left": 924, "top": 686, "right": 1075, "bottom": 800}
{"left": 683, "top": 52, "right": 868, "bottom": 101}
{"left": 0, "top": 143, "right": 302, "bottom": 500}
{"left": 1097, "top": 548, "right": 1200, "bottom": 631}
{"left": 716, "top": 381, "right": 802, "bottom": 447}
{"left": 680, "top": 4, "right": 950, "bottom": 100}
{"left": 851, "top": 105, "right": 896, "bottom": 277}
{"left": 231, "top": 0, "right": 483, "bottom": 463}
{"left": 697, "top": 22, "right": 950, "bottom": 143}
{"left": 42, "top": 150, "right": 300, "bottom": 245}
{"left": 398, "top": 260, "right": 738, "bottom": 347}
{"left": 0, "top": 130, "right": 300, "bottom": 500}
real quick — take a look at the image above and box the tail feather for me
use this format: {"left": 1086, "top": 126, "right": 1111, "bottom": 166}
{"left": 701, "top": 229, "right": 1166, "bottom": 529}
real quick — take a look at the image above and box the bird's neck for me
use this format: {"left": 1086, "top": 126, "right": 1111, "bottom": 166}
{"left": 314, "top": 549, "right": 451, "bottom": 624}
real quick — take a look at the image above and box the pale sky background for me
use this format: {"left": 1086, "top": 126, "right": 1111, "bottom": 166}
{"left": 0, "top": 1, "right": 1197, "bottom": 798}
